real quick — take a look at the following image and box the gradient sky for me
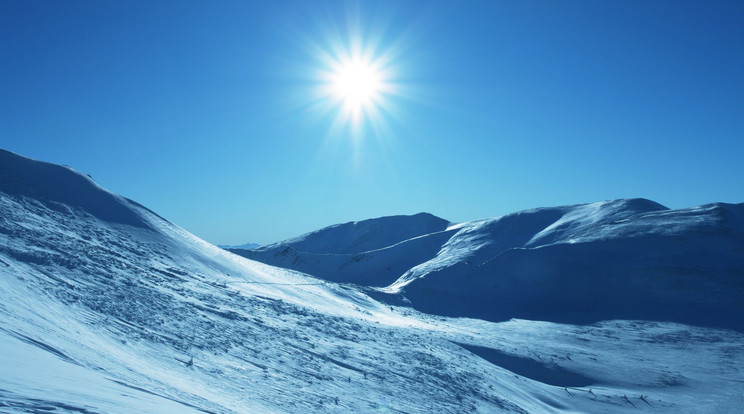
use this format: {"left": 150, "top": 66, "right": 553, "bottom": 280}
{"left": 2, "top": 1, "right": 743, "bottom": 245}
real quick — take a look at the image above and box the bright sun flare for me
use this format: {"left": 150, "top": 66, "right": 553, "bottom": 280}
{"left": 310, "top": 26, "right": 404, "bottom": 132}
{"left": 332, "top": 60, "right": 382, "bottom": 110}
{"left": 315, "top": 47, "right": 394, "bottom": 131}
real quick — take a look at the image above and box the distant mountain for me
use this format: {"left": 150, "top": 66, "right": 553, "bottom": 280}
{"left": 218, "top": 242, "right": 260, "bottom": 250}
{"left": 2, "top": 148, "right": 743, "bottom": 413}
{"left": 233, "top": 198, "right": 744, "bottom": 331}
{"left": 389, "top": 199, "right": 744, "bottom": 330}
{"left": 256, "top": 212, "right": 450, "bottom": 254}
{"left": 229, "top": 213, "right": 452, "bottom": 286}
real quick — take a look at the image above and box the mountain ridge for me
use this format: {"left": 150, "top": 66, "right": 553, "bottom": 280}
{"left": 2, "top": 148, "right": 743, "bottom": 413}
{"left": 231, "top": 197, "right": 744, "bottom": 330}
{"left": 0, "top": 149, "right": 165, "bottom": 230}
{"left": 255, "top": 212, "right": 450, "bottom": 255}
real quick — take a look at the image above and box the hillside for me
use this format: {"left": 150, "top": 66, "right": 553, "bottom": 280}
{"left": 387, "top": 200, "right": 744, "bottom": 330}
{"left": 230, "top": 214, "right": 454, "bottom": 286}
{"left": 232, "top": 197, "right": 744, "bottom": 331}
{"left": 1, "top": 149, "right": 743, "bottom": 413}
{"left": 219, "top": 242, "right": 260, "bottom": 250}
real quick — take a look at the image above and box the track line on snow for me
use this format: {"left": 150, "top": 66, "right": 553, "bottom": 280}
{"left": 106, "top": 379, "right": 218, "bottom": 414}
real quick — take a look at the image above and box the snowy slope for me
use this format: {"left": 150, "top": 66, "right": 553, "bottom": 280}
{"left": 1, "top": 149, "right": 743, "bottom": 413}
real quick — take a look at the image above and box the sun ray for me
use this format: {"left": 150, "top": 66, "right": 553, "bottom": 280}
{"left": 306, "top": 27, "right": 402, "bottom": 135}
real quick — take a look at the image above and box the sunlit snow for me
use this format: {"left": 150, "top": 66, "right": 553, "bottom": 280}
{"left": 1, "top": 149, "right": 743, "bottom": 413}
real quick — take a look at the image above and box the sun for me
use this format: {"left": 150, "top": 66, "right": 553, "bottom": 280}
{"left": 301, "top": 16, "right": 410, "bottom": 134}
{"left": 331, "top": 59, "right": 382, "bottom": 112}
{"left": 321, "top": 52, "right": 391, "bottom": 129}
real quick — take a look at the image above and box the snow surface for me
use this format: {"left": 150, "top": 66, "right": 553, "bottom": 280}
{"left": 2, "top": 148, "right": 744, "bottom": 413}
{"left": 236, "top": 196, "right": 744, "bottom": 331}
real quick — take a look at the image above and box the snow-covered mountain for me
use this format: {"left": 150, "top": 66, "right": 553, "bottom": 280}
{"left": 389, "top": 199, "right": 744, "bottom": 330}
{"left": 231, "top": 213, "right": 454, "bottom": 286}
{"left": 2, "top": 148, "right": 743, "bottom": 413}
{"left": 258, "top": 213, "right": 450, "bottom": 255}
{"left": 218, "top": 242, "right": 260, "bottom": 250}
{"left": 233, "top": 199, "right": 744, "bottom": 331}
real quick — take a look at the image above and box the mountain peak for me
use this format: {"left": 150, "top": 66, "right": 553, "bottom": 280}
{"left": 258, "top": 212, "right": 450, "bottom": 255}
{"left": 0, "top": 149, "right": 153, "bottom": 229}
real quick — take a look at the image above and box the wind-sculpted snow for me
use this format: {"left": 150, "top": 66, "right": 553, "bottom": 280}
{"left": 0, "top": 152, "right": 531, "bottom": 413}
{"left": 1, "top": 149, "right": 743, "bottom": 413}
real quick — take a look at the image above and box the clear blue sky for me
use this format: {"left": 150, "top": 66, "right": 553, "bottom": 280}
{"left": 2, "top": 1, "right": 743, "bottom": 245}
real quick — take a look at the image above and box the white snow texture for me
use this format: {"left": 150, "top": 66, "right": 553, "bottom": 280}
{"left": 1, "top": 148, "right": 743, "bottom": 413}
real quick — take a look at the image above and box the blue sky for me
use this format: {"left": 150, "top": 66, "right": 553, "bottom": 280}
{"left": 2, "top": 1, "right": 743, "bottom": 245}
